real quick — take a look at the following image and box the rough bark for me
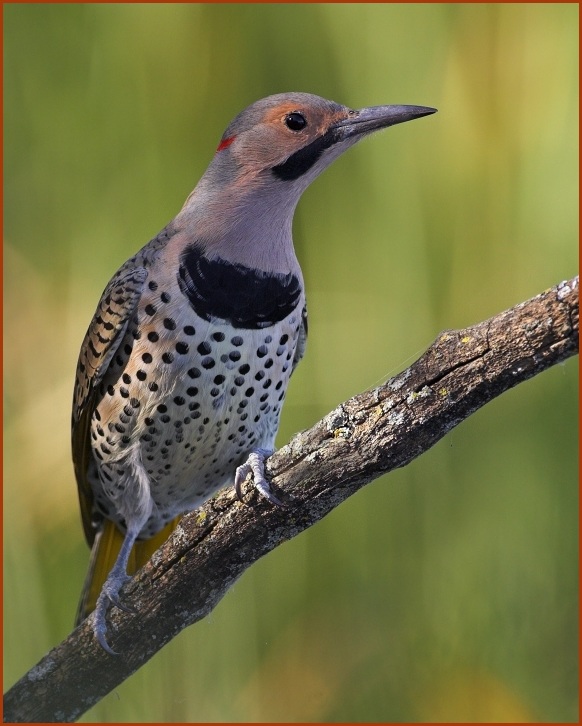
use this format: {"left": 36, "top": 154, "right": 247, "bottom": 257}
{"left": 3, "top": 276, "right": 578, "bottom": 723}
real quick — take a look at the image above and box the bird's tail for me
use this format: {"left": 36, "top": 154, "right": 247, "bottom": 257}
{"left": 75, "top": 517, "right": 180, "bottom": 626}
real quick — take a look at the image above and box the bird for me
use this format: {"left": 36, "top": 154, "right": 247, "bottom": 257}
{"left": 72, "top": 91, "right": 436, "bottom": 653}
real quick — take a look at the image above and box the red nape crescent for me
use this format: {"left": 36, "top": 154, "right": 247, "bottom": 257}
{"left": 216, "top": 136, "right": 236, "bottom": 152}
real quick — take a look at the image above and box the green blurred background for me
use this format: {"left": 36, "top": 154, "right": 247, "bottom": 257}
{"left": 4, "top": 3, "right": 578, "bottom": 722}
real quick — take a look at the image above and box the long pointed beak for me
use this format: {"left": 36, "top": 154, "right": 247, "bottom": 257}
{"left": 334, "top": 104, "right": 437, "bottom": 139}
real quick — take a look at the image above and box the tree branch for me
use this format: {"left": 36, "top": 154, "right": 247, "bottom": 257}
{"left": 4, "top": 276, "right": 578, "bottom": 723}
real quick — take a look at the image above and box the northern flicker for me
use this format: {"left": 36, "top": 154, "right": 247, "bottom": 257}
{"left": 72, "top": 92, "right": 436, "bottom": 653}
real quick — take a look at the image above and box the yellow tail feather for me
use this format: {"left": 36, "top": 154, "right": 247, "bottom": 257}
{"left": 75, "top": 517, "right": 181, "bottom": 626}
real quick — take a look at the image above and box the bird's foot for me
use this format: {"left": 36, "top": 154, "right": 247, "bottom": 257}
{"left": 93, "top": 572, "right": 135, "bottom": 655}
{"left": 234, "top": 448, "right": 284, "bottom": 506}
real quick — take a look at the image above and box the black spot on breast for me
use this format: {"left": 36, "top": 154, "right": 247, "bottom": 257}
{"left": 177, "top": 245, "right": 301, "bottom": 329}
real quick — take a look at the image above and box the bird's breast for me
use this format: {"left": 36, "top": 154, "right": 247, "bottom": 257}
{"left": 90, "top": 264, "right": 304, "bottom": 531}
{"left": 177, "top": 243, "right": 302, "bottom": 329}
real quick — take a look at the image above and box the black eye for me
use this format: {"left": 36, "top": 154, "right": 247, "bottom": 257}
{"left": 285, "top": 112, "right": 307, "bottom": 131}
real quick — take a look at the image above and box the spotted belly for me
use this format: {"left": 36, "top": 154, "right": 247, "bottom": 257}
{"left": 88, "top": 290, "right": 303, "bottom": 537}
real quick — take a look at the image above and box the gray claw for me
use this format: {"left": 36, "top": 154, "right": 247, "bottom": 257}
{"left": 93, "top": 573, "right": 135, "bottom": 654}
{"left": 107, "top": 588, "right": 136, "bottom": 614}
{"left": 234, "top": 449, "right": 285, "bottom": 506}
{"left": 96, "top": 627, "right": 118, "bottom": 656}
{"left": 234, "top": 462, "right": 251, "bottom": 502}
{"left": 94, "top": 595, "right": 119, "bottom": 656}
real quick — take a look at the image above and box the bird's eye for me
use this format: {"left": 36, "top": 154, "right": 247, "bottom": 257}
{"left": 284, "top": 112, "right": 307, "bottom": 131}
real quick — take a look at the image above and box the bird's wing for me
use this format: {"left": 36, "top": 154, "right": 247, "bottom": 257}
{"left": 291, "top": 305, "right": 308, "bottom": 373}
{"left": 72, "top": 265, "right": 148, "bottom": 545}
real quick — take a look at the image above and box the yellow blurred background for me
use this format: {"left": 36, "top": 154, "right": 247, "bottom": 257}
{"left": 4, "top": 3, "right": 578, "bottom": 722}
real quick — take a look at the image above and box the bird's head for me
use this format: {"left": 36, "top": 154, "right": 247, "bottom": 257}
{"left": 206, "top": 92, "right": 436, "bottom": 194}
{"left": 177, "top": 92, "right": 436, "bottom": 271}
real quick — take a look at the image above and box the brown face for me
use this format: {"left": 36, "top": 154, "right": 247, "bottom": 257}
{"left": 218, "top": 95, "right": 352, "bottom": 176}
{"left": 212, "top": 93, "right": 436, "bottom": 186}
